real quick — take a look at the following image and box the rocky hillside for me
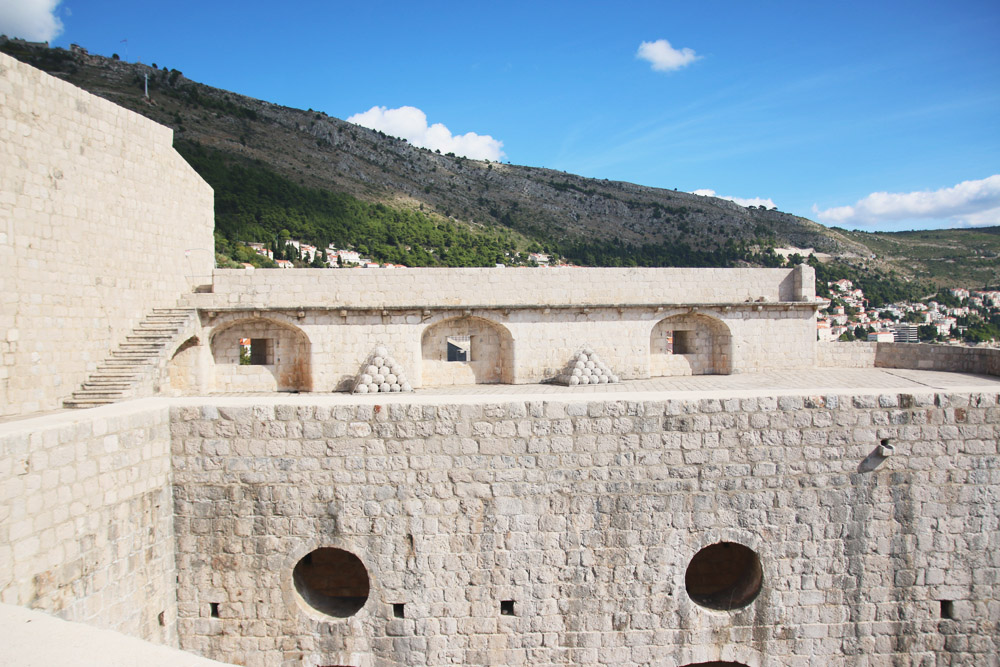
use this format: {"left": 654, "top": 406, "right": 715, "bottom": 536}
{"left": 4, "top": 38, "right": 996, "bottom": 290}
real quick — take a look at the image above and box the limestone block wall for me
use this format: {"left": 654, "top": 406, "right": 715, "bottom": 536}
{"left": 0, "top": 52, "right": 214, "bottom": 417}
{"left": 192, "top": 265, "right": 814, "bottom": 310}
{"left": 188, "top": 306, "right": 816, "bottom": 392}
{"left": 876, "top": 343, "right": 1000, "bottom": 376}
{"left": 0, "top": 401, "right": 178, "bottom": 645}
{"left": 170, "top": 391, "right": 1000, "bottom": 667}
{"left": 816, "top": 341, "right": 878, "bottom": 368}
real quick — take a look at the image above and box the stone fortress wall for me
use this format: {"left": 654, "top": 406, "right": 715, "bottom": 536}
{"left": 167, "top": 389, "right": 999, "bottom": 667}
{"left": 0, "top": 51, "right": 214, "bottom": 417}
{"left": 0, "top": 401, "right": 178, "bottom": 644}
{"left": 2, "top": 51, "right": 999, "bottom": 667}
{"left": 171, "top": 265, "right": 818, "bottom": 394}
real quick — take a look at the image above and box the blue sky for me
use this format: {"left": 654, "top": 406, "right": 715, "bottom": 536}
{"left": 4, "top": 0, "right": 999, "bottom": 231}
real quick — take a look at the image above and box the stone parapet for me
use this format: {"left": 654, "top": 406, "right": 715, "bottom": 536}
{"left": 189, "top": 266, "right": 813, "bottom": 310}
{"left": 876, "top": 342, "right": 1000, "bottom": 376}
{"left": 0, "top": 400, "right": 178, "bottom": 645}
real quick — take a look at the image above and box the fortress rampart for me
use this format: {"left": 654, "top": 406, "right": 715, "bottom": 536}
{"left": 2, "top": 47, "right": 999, "bottom": 667}
{"left": 0, "top": 51, "right": 214, "bottom": 418}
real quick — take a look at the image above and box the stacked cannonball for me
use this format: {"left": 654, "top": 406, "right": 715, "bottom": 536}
{"left": 353, "top": 345, "right": 413, "bottom": 393}
{"left": 554, "top": 348, "right": 620, "bottom": 386}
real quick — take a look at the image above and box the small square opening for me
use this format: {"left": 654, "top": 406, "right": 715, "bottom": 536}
{"left": 500, "top": 600, "right": 515, "bottom": 616}
{"left": 240, "top": 338, "right": 273, "bottom": 365}
{"left": 673, "top": 330, "right": 694, "bottom": 355}
{"left": 446, "top": 335, "right": 471, "bottom": 362}
{"left": 940, "top": 600, "right": 954, "bottom": 620}
{"left": 209, "top": 602, "right": 220, "bottom": 618}
{"left": 392, "top": 603, "right": 405, "bottom": 618}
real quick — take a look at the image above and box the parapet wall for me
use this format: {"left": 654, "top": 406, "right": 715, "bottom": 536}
{"left": 0, "top": 52, "right": 214, "bottom": 417}
{"left": 170, "top": 390, "right": 1000, "bottom": 667}
{"left": 194, "top": 265, "right": 815, "bottom": 309}
{"left": 0, "top": 400, "right": 178, "bottom": 645}
{"left": 877, "top": 342, "right": 1000, "bottom": 376}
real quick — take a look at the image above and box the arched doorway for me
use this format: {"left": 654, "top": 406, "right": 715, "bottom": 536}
{"left": 420, "top": 316, "right": 513, "bottom": 385}
{"left": 650, "top": 313, "right": 732, "bottom": 376}
{"left": 210, "top": 317, "right": 312, "bottom": 392}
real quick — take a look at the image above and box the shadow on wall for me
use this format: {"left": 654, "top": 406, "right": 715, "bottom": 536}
{"left": 209, "top": 318, "right": 312, "bottom": 392}
{"left": 650, "top": 314, "right": 732, "bottom": 376}
{"left": 421, "top": 316, "right": 514, "bottom": 385}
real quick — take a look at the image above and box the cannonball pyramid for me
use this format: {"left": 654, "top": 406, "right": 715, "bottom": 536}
{"left": 352, "top": 345, "right": 413, "bottom": 393}
{"left": 553, "top": 347, "right": 620, "bottom": 386}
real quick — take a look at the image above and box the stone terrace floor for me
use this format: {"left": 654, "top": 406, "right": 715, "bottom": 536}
{"left": 177, "top": 367, "right": 1000, "bottom": 408}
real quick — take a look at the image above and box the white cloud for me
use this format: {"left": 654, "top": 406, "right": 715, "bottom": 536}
{"left": 636, "top": 39, "right": 699, "bottom": 72}
{"left": 347, "top": 106, "right": 505, "bottom": 161}
{"left": 693, "top": 188, "right": 776, "bottom": 209}
{"left": 0, "top": 0, "right": 63, "bottom": 42}
{"left": 812, "top": 175, "right": 1000, "bottom": 227}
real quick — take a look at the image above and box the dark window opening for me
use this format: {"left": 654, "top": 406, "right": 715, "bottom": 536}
{"left": 940, "top": 600, "right": 954, "bottom": 620}
{"left": 239, "top": 338, "right": 273, "bottom": 365}
{"left": 673, "top": 330, "right": 694, "bottom": 354}
{"left": 500, "top": 600, "right": 515, "bottom": 616}
{"left": 157, "top": 611, "right": 165, "bottom": 626}
{"left": 393, "top": 603, "right": 405, "bottom": 618}
{"left": 685, "top": 542, "right": 763, "bottom": 611}
{"left": 446, "top": 335, "right": 471, "bottom": 362}
{"left": 209, "top": 602, "right": 220, "bottom": 618}
{"left": 293, "top": 547, "right": 370, "bottom": 618}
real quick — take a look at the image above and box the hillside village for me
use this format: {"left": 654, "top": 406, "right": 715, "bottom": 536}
{"left": 241, "top": 238, "right": 563, "bottom": 269}
{"left": 817, "top": 279, "right": 1000, "bottom": 345}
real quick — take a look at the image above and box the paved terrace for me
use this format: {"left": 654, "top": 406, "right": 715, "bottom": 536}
{"left": 178, "top": 367, "right": 1000, "bottom": 406}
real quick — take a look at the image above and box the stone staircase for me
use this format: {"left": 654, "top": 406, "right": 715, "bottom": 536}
{"left": 63, "top": 308, "right": 198, "bottom": 409}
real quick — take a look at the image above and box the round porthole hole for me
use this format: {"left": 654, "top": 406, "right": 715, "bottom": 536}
{"left": 685, "top": 541, "right": 762, "bottom": 611}
{"left": 293, "top": 547, "right": 370, "bottom": 618}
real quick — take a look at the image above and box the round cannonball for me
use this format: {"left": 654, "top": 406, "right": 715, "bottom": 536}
{"left": 390, "top": 383, "right": 401, "bottom": 392}
{"left": 360, "top": 373, "right": 372, "bottom": 385}
{"left": 577, "top": 353, "right": 588, "bottom": 363}
{"left": 610, "top": 375, "right": 619, "bottom": 383}
{"left": 386, "top": 373, "right": 397, "bottom": 384}
{"left": 585, "top": 360, "right": 596, "bottom": 369}
{"left": 355, "top": 383, "right": 369, "bottom": 394}
{"left": 379, "top": 382, "right": 390, "bottom": 392}
{"left": 598, "top": 375, "right": 609, "bottom": 384}
{"left": 583, "top": 347, "right": 594, "bottom": 356}
{"left": 390, "top": 364, "right": 402, "bottom": 376}
{"left": 401, "top": 382, "right": 412, "bottom": 392}
{"left": 373, "top": 356, "right": 385, "bottom": 367}
{"left": 374, "top": 373, "right": 385, "bottom": 384}
{"left": 572, "top": 368, "right": 583, "bottom": 377}
{"left": 569, "top": 375, "right": 580, "bottom": 386}
{"left": 375, "top": 346, "right": 388, "bottom": 357}
{"left": 366, "top": 365, "right": 378, "bottom": 375}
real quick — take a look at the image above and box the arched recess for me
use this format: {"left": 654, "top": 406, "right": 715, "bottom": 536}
{"left": 650, "top": 313, "right": 732, "bottom": 376}
{"left": 210, "top": 317, "right": 312, "bottom": 392}
{"left": 420, "top": 316, "right": 513, "bottom": 385}
{"left": 164, "top": 335, "right": 201, "bottom": 393}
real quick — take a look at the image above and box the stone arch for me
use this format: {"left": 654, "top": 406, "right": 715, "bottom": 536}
{"left": 650, "top": 313, "right": 732, "bottom": 376}
{"left": 164, "top": 335, "right": 202, "bottom": 394}
{"left": 420, "top": 316, "right": 513, "bottom": 385}
{"left": 209, "top": 316, "right": 312, "bottom": 392}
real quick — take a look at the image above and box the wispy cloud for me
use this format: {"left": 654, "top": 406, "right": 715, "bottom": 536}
{"left": 0, "top": 0, "right": 63, "bottom": 42}
{"left": 693, "top": 189, "right": 776, "bottom": 209}
{"left": 813, "top": 175, "right": 1000, "bottom": 227}
{"left": 347, "top": 106, "right": 505, "bottom": 161}
{"left": 636, "top": 39, "right": 699, "bottom": 72}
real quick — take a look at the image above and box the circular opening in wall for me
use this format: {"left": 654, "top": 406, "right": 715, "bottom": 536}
{"left": 293, "top": 547, "right": 370, "bottom": 618}
{"left": 685, "top": 542, "right": 762, "bottom": 611}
